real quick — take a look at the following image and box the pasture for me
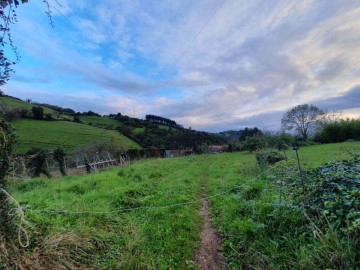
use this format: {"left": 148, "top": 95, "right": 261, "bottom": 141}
{"left": 7, "top": 142, "right": 360, "bottom": 269}
{"left": 12, "top": 119, "right": 141, "bottom": 153}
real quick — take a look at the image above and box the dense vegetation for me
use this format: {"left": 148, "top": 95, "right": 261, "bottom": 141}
{"left": 209, "top": 142, "right": 360, "bottom": 269}
{"left": 145, "top": 114, "right": 180, "bottom": 127}
{"left": 315, "top": 119, "right": 360, "bottom": 143}
{"left": 131, "top": 125, "right": 225, "bottom": 150}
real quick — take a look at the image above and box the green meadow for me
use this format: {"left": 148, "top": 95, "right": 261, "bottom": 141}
{"left": 12, "top": 119, "right": 141, "bottom": 153}
{"left": 7, "top": 142, "right": 360, "bottom": 269}
{"left": 79, "top": 115, "right": 123, "bottom": 129}
{"left": 0, "top": 97, "right": 72, "bottom": 120}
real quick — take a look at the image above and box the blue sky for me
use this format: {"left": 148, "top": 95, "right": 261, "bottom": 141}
{"left": 3, "top": 0, "right": 360, "bottom": 132}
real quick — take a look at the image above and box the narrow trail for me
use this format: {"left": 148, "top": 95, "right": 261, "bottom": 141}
{"left": 195, "top": 194, "right": 225, "bottom": 270}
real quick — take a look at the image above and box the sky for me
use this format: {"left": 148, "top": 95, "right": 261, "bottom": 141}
{"left": 3, "top": 0, "right": 360, "bottom": 132}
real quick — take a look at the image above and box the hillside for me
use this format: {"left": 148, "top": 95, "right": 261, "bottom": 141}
{"left": 7, "top": 142, "right": 360, "bottom": 269}
{"left": 0, "top": 96, "right": 72, "bottom": 121}
{"left": 0, "top": 95, "right": 226, "bottom": 152}
{"left": 78, "top": 115, "right": 122, "bottom": 129}
{"left": 12, "top": 119, "right": 141, "bottom": 154}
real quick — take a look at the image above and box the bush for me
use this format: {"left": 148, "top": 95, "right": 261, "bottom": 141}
{"left": 256, "top": 151, "right": 286, "bottom": 168}
{"left": 31, "top": 105, "right": 44, "bottom": 120}
{"left": 302, "top": 156, "right": 360, "bottom": 233}
{"left": 272, "top": 155, "right": 360, "bottom": 235}
{"left": 44, "top": 113, "right": 53, "bottom": 121}
{"left": 241, "top": 136, "right": 265, "bottom": 152}
{"left": 73, "top": 116, "right": 82, "bottom": 123}
{"left": 240, "top": 132, "right": 294, "bottom": 152}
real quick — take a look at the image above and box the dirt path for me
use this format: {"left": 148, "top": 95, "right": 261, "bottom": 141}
{"left": 195, "top": 197, "right": 225, "bottom": 270}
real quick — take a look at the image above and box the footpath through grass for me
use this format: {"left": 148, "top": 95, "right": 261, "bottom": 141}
{"left": 7, "top": 142, "right": 360, "bottom": 269}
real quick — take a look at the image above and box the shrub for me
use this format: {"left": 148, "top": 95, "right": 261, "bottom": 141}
{"left": 256, "top": 151, "right": 286, "bottom": 168}
{"left": 31, "top": 105, "right": 44, "bottom": 120}
{"left": 303, "top": 156, "right": 360, "bottom": 233}
{"left": 241, "top": 136, "right": 265, "bottom": 152}
{"left": 73, "top": 116, "right": 81, "bottom": 123}
{"left": 44, "top": 113, "right": 53, "bottom": 121}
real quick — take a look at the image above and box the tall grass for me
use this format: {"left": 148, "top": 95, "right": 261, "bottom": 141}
{"left": 5, "top": 142, "right": 360, "bottom": 269}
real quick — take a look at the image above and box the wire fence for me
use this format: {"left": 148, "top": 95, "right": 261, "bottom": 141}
{"left": 4, "top": 154, "right": 292, "bottom": 216}
{"left": 1, "top": 152, "right": 293, "bottom": 247}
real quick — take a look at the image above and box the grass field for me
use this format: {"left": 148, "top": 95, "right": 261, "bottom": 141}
{"left": 79, "top": 115, "right": 122, "bottom": 129}
{"left": 7, "top": 142, "right": 360, "bottom": 269}
{"left": 0, "top": 97, "right": 72, "bottom": 120}
{"left": 12, "top": 119, "right": 141, "bottom": 153}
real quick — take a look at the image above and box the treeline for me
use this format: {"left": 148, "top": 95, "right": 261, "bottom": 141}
{"left": 121, "top": 125, "right": 225, "bottom": 149}
{"left": 315, "top": 119, "right": 360, "bottom": 143}
{"left": 33, "top": 102, "right": 75, "bottom": 114}
{"left": 145, "top": 114, "right": 180, "bottom": 128}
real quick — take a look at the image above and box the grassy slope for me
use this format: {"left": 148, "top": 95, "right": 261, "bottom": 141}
{"left": 12, "top": 119, "right": 141, "bottom": 153}
{"left": 0, "top": 97, "right": 72, "bottom": 120}
{"left": 79, "top": 115, "right": 122, "bottom": 128}
{"left": 8, "top": 142, "right": 360, "bottom": 269}
{"left": 1, "top": 97, "right": 53, "bottom": 113}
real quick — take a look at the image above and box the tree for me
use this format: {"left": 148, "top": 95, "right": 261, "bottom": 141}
{"left": 53, "top": 148, "right": 66, "bottom": 176}
{"left": 26, "top": 148, "right": 51, "bottom": 178}
{"left": 239, "top": 127, "right": 263, "bottom": 141}
{"left": 31, "top": 105, "right": 44, "bottom": 119}
{"left": 281, "top": 104, "right": 324, "bottom": 140}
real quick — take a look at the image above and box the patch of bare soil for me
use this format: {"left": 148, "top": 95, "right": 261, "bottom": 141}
{"left": 195, "top": 197, "right": 225, "bottom": 270}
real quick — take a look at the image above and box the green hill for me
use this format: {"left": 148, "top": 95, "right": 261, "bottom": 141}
{"left": 0, "top": 96, "right": 73, "bottom": 120}
{"left": 79, "top": 115, "right": 122, "bottom": 129}
{"left": 1, "top": 95, "right": 226, "bottom": 151}
{"left": 12, "top": 119, "right": 141, "bottom": 153}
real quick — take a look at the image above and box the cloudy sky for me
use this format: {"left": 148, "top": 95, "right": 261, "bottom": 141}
{"left": 3, "top": 0, "right": 360, "bottom": 132}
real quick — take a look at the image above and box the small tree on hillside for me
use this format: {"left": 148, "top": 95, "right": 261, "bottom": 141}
{"left": 31, "top": 105, "right": 44, "bottom": 120}
{"left": 281, "top": 104, "right": 324, "bottom": 140}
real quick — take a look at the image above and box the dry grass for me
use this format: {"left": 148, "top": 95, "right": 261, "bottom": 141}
{"left": 0, "top": 232, "right": 96, "bottom": 270}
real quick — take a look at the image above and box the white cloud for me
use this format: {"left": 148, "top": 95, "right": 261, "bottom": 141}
{"left": 4, "top": 0, "right": 360, "bottom": 131}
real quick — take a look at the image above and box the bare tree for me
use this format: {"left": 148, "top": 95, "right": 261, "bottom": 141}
{"left": 281, "top": 104, "right": 325, "bottom": 140}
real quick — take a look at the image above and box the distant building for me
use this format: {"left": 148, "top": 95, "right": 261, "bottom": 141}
{"left": 208, "top": 145, "right": 224, "bottom": 154}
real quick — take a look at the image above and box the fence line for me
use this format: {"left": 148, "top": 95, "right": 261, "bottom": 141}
{"left": 2, "top": 154, "right": 292, "bottom": 216}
